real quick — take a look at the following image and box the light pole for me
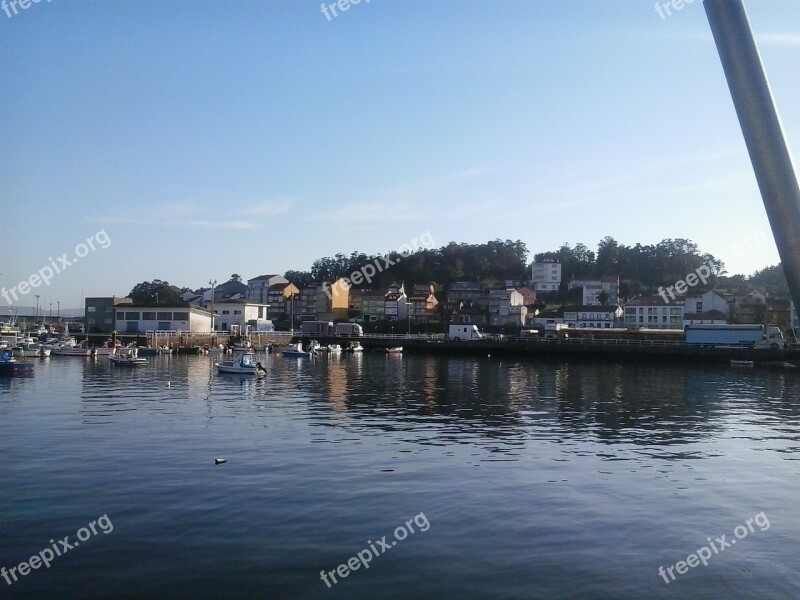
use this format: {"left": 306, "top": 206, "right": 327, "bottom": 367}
{"left": 49, "top": 303, "right": 52, "bottom": 321}
{"left": 209, "top": 279, "right": 217, "bottom": 332}
{"left": 35, "top": 294, "right": 40, "bottom": 321}
{"left": 406, "top": 301, "right": 413, "bottom": 335}
{"left": 57, "top": 301, "right": 60, "bottom": 318}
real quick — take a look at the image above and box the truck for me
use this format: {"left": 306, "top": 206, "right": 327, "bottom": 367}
{"left": 544, "top": 323, "right": 570, "bottom": 339}
{"left": 334, "top": 322, "right": 363, "bottom": 336}
{"left": 301, "top": 321, "right": 335, "bottom": 336}
{"left": 684, "top": 324, "right": 784, "bottom": 349}
{"left": 447, "top": 324, "right": 483, "bottom": 341}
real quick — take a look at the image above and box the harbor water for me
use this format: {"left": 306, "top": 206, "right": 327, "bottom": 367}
{"left": 2, "top": 353, "right": 800, "bottom": 599}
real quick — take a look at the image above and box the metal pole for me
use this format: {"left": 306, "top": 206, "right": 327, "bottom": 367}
{"left": 704, "top": 0, "right": 800, "bottom": 310}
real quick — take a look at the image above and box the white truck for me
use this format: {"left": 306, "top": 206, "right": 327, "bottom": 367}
{"left": 684, "top": 324, "right": 785, "bottom": 349}
{"left": 448, "top": 324, "right": 483, "bottom": 341}
{"left": 334, "top": 322, "right": 363, "bottom": 336}
{"left": 301, "top": 321, "right": 335, "bottom": 336}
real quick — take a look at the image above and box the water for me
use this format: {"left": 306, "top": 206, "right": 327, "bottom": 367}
{"left": 2, "top": 353, "right": 800, "bottom": 599}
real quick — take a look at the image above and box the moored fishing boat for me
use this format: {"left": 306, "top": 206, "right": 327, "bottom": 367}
{"left": 0, "top": 348, "right": 35, "bottom": 376}
{"left": 215, "top": 352, "right": 266, "bottom": 374}
{"left": 281, "top": 342, "right": 315, "bottom": 359}
{"left": 344, "top": 342, "right": 363, "bottom": 353}
{"left": 109, "top": 347, "right": 148, "bottom": 366}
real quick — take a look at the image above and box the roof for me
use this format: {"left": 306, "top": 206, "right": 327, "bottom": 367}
{"left": 248, "top": 274, "right": 281, "bottom": 282}
{"left": 625, "top": 294, "right": 673, "bottom": 307}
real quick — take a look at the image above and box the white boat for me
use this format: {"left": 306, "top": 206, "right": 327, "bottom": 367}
{"left": 344, "top": 342, "right": 363, "bottom": 353}
{"left": 308, "top": 340, "right": 327, "bottom": 352}
{"left": 109, "top": 347, "right": 148, "bottom": 366}
{"left": 12, "top": 338, "right": 51, "bottom": 358}
{"left": 216, "top": 353, "right": 267, "bottom": 374}
{"left": 385, "top": 347, "right": 403, "bottom": 354}
{"left": 51, "top": 340, "right": 93, "bottom": 356}
{"left": 731, "top": 359, "right": 754, "bottom": 367}
{"left": 282, "top": 342, "right": 316, "bottom": 359}
{"left": 328, "top": 344, "right": 342, "bottom": 353}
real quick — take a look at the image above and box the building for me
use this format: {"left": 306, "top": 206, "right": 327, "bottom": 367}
{"left": 447, "top": 281, "right": 484, "bottom": 304}
{"left": 114, "top": 305, "right": 212, "bottom": 334}
{"left": 487, "top": 289, "right": 527, "bottom": 326}
{"left": 515, "top": 286, "right": 538, "bottom": 307}
{"left": 723, "top": 289, "right": 767, "bottom": 324}
{"left": 85, "top": 296, "right": 132, "bottom": 334}
{"left": 531, "top": 309, "right": 565, "bottom": 329}
{"left": 361, "top": 290, "right": 387, "bottom": 322}
{"left": 623, "top": 295, "right": 684, "bottom": 329}
{"left": 247, "top": 274, "right": 289, "bottom": 304}
{"left": 384, "top": 283, "right": 408, "bottom": 322}
{"left": 682, "top": 310, "right": 728, "bottom": 327}
{"left": 563, "top": 305, "right": 623, "bottom": 328}
{"left": 683, "top": 291, "right": 729, "bottom": 316}
{"left": 211, "top": 301, "right": 272, "bottom": 333}
{"left": 531, "top": 259, "right": 561, "bottom": 292}
{"left": 569, "top": 276, "right": 620, "bottom": 305}
{"left": 265, "top": 282, "right": 300, "bottom": 319}
{"left": 407, "top": 288, "right": 439, "bottom": 324}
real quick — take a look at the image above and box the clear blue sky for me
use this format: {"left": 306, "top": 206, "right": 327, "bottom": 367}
{"left": 2, "top": 0, "right": 800, "bottom": 310}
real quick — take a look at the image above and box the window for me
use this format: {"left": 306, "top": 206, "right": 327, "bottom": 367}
{"left": 234, "top": 310, "right": 241, "bottom": 315}
{"left": 222, "top": 310, "right": 230, "bottom": 315}
{"left": 157, "top": 312, "right": 172, "bottom": 320}
{"left": 126, "top": 321, "right": 138, "bottom": 333}
{"left": 142, "top": 312, "right": 156, "bottom": 320}
{"left": 158, "top": 322, "right": 171, "bottom": 330}
{"left": 88, "top": 306, "right": 96, "bottom": 313}
{"left": 125, "top": 312, "right": 140, "bottom": 320}
{"left": 88, "top": 318, "right": 96, "bottom": 324}
{"left": 173, "top": 312, "right": 189, "bottom": 321}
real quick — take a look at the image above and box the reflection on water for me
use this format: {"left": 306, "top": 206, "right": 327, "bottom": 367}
{"left": 2, "top": 353, "right": 800, "bottom": 599}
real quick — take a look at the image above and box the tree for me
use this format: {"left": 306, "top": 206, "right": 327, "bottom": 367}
{"left": 230, "top": 274, "right": 242, "bottom": 282}
{"left": 127, "top": 280, "right": 186, "bottom": 306}
{"left": 597, "top": 290, "right": 610, "bottom": 306}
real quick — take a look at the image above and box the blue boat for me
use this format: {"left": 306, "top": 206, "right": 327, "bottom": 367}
{"left": 0, "top": 348, "right": 35, "bottom": 376}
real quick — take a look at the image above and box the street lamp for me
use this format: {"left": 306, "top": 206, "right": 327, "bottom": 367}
{"left": 57, "top": 301, "right": 60, "bottom": 317}
{"left": 35, "top": 294, "right": 40, "bottom": 320}
{"left": 49, "top": 303, "right": 52, "bottom": 320}
{"left": 209, "top": 279, "right": 217, "bottom": 332}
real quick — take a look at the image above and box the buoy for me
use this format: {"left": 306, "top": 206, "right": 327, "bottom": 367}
{"left": 215, "top": 458, "right": 227, "bottom": 465}
{"left": 166, "top": 382, "right": 171, "bottom": 388}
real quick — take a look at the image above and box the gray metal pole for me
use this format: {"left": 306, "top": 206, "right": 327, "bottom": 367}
{"left": 704, "top": 0, "right": 800, "bottom": 312}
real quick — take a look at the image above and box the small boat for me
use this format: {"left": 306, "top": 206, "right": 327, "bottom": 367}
{"left": 215, "top": 352, "right": 267, "bottom": 374}
{"left": 281, "top": 342, "right": 316, "bottom": 359}
{"left": 13, "top": 338, "right": 51, "bottom": 358}
{"left": 51, "top": 340, "right": 93, "bottom": 356}
{"left": 0, "top": 348, "right": 35, "bottom": 376}
{"left": 327, "top": 344, "right": 342, "bottom": 353}
{"left": 308, "top": 340, "right": 327, "bottom": 352}
{"left": 385, "top": 347, "right": 403, "bottom": 354}
{"left": 730, "top": 359, "right": 754, "bottom": 367}
{"left": 344, "top": 342, "right": 363, "bottom": 353}
{"left": 109, "top": 347, "right": 148, "bottom": 366}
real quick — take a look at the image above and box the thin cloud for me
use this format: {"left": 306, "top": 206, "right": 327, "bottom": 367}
{"left": 312, "top": 202, "right": 419, "bottom": 223}
{"left": 243, "top": 198, "right": 295, "bottom": 216}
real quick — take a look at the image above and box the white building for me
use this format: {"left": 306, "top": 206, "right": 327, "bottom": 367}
{"left": 569, "top": 276, "right": 620, "bottom": 306}
{"left": 247, "top": 274, "right": 289, "bottom": 304}
{"left": 115, "top": 305, "right": 213, "bottom": 334}
{"left": 488, "top": 289, "right": 527, "bottom": 326}
{"left": 212, "top": 301, "right": 272, "bottom": 333}
{"left": 623, "top": 295, "right": 684, "bottom": 329}
{"left": 564, "top": 305, "right": 623, "bottom": 328}
{"left": 531, "top": 259, "right": 561, "bottom": 292}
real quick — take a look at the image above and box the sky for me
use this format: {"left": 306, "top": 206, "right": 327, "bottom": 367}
{"left": 2, "top": 0, "right": 800, "bottom": 311}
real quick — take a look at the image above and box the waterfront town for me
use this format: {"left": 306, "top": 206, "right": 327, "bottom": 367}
{"left": 3, "top": 256, "right": 796, "bottom": 346}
